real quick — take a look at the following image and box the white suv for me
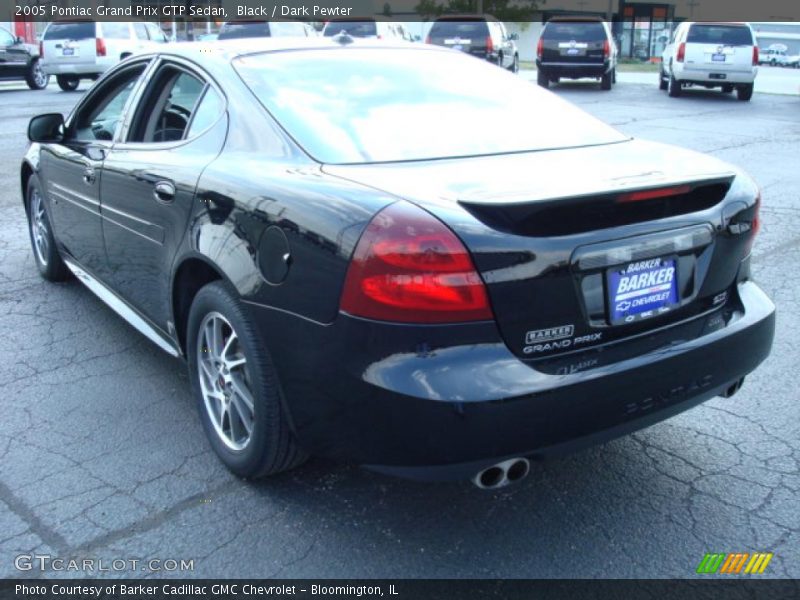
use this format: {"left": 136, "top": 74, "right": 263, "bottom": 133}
{"left": 41, "top": 21, "right": 167, "bottom": 91}
{"left": 660, "top": 22, "right": 758, "bottom": 101}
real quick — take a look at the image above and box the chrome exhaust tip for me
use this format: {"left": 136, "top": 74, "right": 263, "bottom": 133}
{"left": 472, "top": 458, "right": 530, "bottom": 490}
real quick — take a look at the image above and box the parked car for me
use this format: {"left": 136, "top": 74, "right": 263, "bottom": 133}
{"left": 41, "top": 21, "right": 167, "bottom": 91}
{"left": 321, "top": 19, "right": 405, "bottom": 41}
{"left": 425, "top": 16, "right": 519, "bottom": 73}
{"left": 535, "top": 17, "right": 617, "bottom": 90}
{"left": 0, "top": 25, "right": 48, "bottom": 90}
{"left": 660, "top": 22, "right": 758, "bottom": 101}
{"left": 759, "top": 47, "right": 788, "bottom": 66}
{"left": 217, "top": 21, "right": 315, "bottom": 41}
{"left": 22, "top": 38, "right": 774, "bottom": 488}
{"left": 786, "top": 52, "right": 800, "bottom": 68}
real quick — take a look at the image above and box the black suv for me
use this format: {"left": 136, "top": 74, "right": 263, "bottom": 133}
{"left": 536, "top": 18, "right": 617, "bottom": 90}
{"left": 426, "top": 16, "right": 520, "bottom": 73}
{"left": 0, "top": 26, "right": 48, "bottom": 90}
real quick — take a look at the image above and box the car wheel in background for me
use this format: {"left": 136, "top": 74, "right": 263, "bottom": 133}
{"left": 659, "top": 69, "right": 668, "bottom": 90}
{"left": 56, "top": 75, "right": 80, "bottom": 91}
{"left": 737, "top": 84, "right": 754, "bottom": 102}
{"left": 26, "top": 175, "right": 70, "bottom": 282}
{"left": 668, "top": 73, "right": 682, "bottom": 97}
{"left": 722, "top": 84, "right": 734, "bottom": 94}
{"left": 187, "top": 281, "right": 307, "bottom": 479}
{"left": 508, "top": 54, "right": 519, "bottom": 73}
{"left": 25, "top": 58, "right": 49, "bottom": 90}
{"left": 537, "top": 70, "right": 549, "bottom": 88}
{"left": 600, "top": 69, "right": 613, "bottom": 90}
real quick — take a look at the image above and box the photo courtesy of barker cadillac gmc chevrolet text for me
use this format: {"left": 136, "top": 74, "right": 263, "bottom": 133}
{"left": 21, "top": 37, "right": 774, "bottom": 489}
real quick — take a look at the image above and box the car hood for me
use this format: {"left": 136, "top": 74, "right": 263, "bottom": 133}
{"left": 321, "top": 138, "right": 738, "bottom": 210}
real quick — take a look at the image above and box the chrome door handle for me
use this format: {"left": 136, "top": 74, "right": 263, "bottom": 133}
{"left": 153, "top": 181, "right": 176, "bottom": 203}
{"left": 83, "top": 166, "right": 96, "bottom": 184}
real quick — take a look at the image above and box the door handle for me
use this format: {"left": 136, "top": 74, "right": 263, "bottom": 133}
{"left": 153, "top": 180, "right": 176, "bottom": 203}
{"left": 83, "top": 166, "right": 96, "bottom": 185}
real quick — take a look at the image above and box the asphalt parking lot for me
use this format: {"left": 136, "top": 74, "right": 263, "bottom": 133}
{"left": 1, "top": 76, "right": 798, "bottom": 579}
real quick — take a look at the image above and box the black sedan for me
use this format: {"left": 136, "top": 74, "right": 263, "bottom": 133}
{"left": 22, "top": 38, "right": 774, "bottom": 489}
{"left": 0, "top": 26, "right": 48, "bottom": 90}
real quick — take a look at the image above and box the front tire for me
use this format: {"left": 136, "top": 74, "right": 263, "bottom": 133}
{"left": 600, "top": 69, "right": 613, "bottom": 90}
{"left": 537, "top": 69, "right": 549, "bottom": 88}
{"left": 56, "top": 75, "right": 79, "bottom": 91}
{"left": 737, "top": 83, "right": 754, "bottom": 101}
{"left": 659, "top": 68, "right": 668, "bottom": 90}
{"left": 25, "top": 58, "right": 49, "bottom": 90}
{"left": 187, "top": 281, "right": 307, "bottom": 478}
{"left": 508, "top": 54, "right": 519, "bottom": 73}
{"left": 26, "top": 175, "right": 70, "bottom": 282}
{"left": 668, "top": 72, "right": 682, "bottom": 97}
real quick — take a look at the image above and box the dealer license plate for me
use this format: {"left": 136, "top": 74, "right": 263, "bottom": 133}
{"left": 62, "top": 48, "right": 75, "bottom": 56}
{"left": 607, "top": 258, "right": 678, "bottom": 324}
{"left": 712, "top": 53, "right": 726, "bottom": 62}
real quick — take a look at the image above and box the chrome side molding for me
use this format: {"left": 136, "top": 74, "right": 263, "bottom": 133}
{"left": 63, "top": 257, "right": 180, "bottom": 357}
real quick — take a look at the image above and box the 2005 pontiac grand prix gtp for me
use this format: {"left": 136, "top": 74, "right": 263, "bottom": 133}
{"left": 22, "top": 37, "right": 774, "bottom": 489}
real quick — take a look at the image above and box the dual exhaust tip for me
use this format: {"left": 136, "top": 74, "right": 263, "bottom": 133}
{"left": 472, "top": 457, "right": 530, "bottom": 490}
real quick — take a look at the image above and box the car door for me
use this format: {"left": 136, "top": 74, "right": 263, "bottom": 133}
{"left": 39, "top": 61, "right": 150, "bottom": 275}
{"left": 0, "top": 27, "right": 27, "bottom": 78}
{"left": 99, "top": 59, "right": 227, "bottom": 327}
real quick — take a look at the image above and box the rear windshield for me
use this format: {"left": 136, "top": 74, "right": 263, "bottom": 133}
{"left": 43, "top": 22, "right": 96, "bottom": 40}
{"left": 687, "top": 25, "right": 753, "bottom": 46}
{"left": 234, "top": 48, "right": 626, "bottom": 164}
{"left": 429, "top": 20, "right": 489, "bottom": 38}
{"left": 323, "top": 20, "right": 377, "bottom": 37}
{"left": 218, "top": 22, "right": 269, "bottom": 40}
{"left": 543, "top": 21, "right": 606, "bottom": 42}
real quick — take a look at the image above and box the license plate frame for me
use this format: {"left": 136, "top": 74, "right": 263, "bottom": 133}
{"left": 607, "top": 257, "right": 679, "bottom": 325}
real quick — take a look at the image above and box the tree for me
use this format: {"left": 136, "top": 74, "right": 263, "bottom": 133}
{"left": 415, "top": 0, "right": 541, "bottom": 21}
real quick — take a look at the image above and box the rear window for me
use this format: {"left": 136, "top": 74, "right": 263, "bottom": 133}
{"left": 543, "top": 21, "right": 606, "bottom": 42}
{"left": 323, "top": 20, "right": 377, "bottom": 37}
{"left": 43, "top": 22, "right": 96, "bottom": 40}
{"left": 429, "top": 20, "right": 489, "bottom": 38}
{"left": 687, "top": 25, "right": 753, "bottom": 46}
{"left": 218, "top": 22, "right": 269, "bottom": 40}
{"left": 234, "top": 48, "right": 626, "bottom": 164}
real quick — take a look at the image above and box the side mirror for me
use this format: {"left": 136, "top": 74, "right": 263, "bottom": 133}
{"left": 508, "top": 33, "right": 519, "bottom": 41}
{"left": 28, "top": 113, "right": 65, "bottom": 143}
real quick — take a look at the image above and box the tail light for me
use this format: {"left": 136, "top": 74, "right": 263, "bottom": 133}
{"left": 537, "top": 37, "right": 543, "bottom": 59}
{"left": 603, "top": 39, "right": 610, "bottom": 58}
{"left": 340, "top": 202, "right": 493, "bottom": 323}
{"left": 752, "top": 46, "right": 759, "bottom": 66}
{"left": 742, "top": 194, "right": 761, "bottom": 258}
{"left": 617, "top": 185, "right": 692, "bottom": 204}
{"left": 486, "top": 35, "right": 494, "bottom": 54}
{"left": 96, "top": 38, "right": 106, "bottom": 57}
{"left": 676, "top": 42, "right": 686, "bottom": 62}
{"left": 39, "top": 41, "right": 43, "bottom": 59}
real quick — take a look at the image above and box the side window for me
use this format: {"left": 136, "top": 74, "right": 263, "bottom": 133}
{"left": 186, "top": 88, "right": 224, "bottom": 138}
{"left": 145, "top": 22, "right": 167, "bottom": 43}
{"left": 0, "top": 27, "right": 14, "bottom": 46}
{"left": 129, "top": 67, "right": 206, "bottom": 143}
{"left": 134, "top": 23, "right": 148, "bottom": 40}
{"left": 70, "top": 65, "right": 147, "bottom": 142}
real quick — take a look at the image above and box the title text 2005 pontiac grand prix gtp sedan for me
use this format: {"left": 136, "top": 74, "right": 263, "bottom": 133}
{"left": 22, "top": 37, "right": 774, "bottom": 489}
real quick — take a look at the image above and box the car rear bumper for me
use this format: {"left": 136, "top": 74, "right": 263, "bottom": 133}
{"left": 249, "top": 281, "right": 774, "bottom": 480}
{"left": 674, "top": 65, "right": 757, "bottom": 84}
{"left": 536, "top": 59, "right": 611, "bottom": 79}
{"left": 42, "top": 61, "right": 110, "bottom": 76}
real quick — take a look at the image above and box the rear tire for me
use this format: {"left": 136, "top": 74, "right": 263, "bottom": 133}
{"left": 600, "top": 69, "right": 613, "bottom": 90}
{"left": 26, "top": 175, "right": 71, "bottom": 282}
{"left": 25, "top": 58, "right": 49, "bottom": 90}
{"left": 508, "top": 54, "right": 519, "bottom": 73}
{"left": 737, "top": 83, "right": 754, "bottom": 101}
{"left": 56, "top": 75, "right": 79, "bottom": 91}
{"left": 659, "top": 69, "right": 668, "bottom": 90}
{"left": 667, "top": 72, "right": 682, "bottom": 97}
{"left": 722, "top": 84, "right": 734, "bottom": 94}
{"left": 537, "top": 69, "right": 549, "bottom": 88}
{"left": 187, "top": 281, "right": 307, "bottom": 479}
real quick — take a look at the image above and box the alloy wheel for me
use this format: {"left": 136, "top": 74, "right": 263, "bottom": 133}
{"left": 33, "top": 61, "right": 48, "bottom": 88}
{"left": 196, "top": 312, "right": 256, "bottom": 451}
{"left": 29, "top": 190, "right": 49, "bottom": 266}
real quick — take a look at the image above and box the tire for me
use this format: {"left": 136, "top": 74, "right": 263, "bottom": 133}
{"left": 56, "top": 75, "right": 79, "bottom": 91}
{"left": 600, "top": 69, "right": 613, "bottom": 90}
{"left": 187, "top": 281, "right": 307, "bottom": 478}
{"left": 26, "top": 175, "right": 70, "bottom": 282}
{"left": 25, "top": 58, "right": 49, "bottom": 90}
{"left": 659, "top": 69, "right": 668, "bottom": 90}
{"left": 537, "top": 69, "right": 549, "bottom": 88}
{"left": 737, "top": 83, "right": 754, "bottom": 101}
{"left": 508, "top": 54, "right": 519, "bottom": 74}
{"left": 667, "top": 72, "right": 682, "bottom": 97}
{"left": 721, "top": 84, "right": 734, "bottom": 94}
